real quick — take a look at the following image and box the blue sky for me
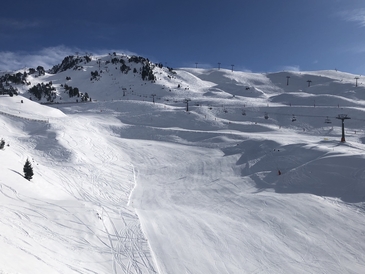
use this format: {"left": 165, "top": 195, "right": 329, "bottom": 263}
{"left": 1, "top": 0, "right": 365, "bottom": 74}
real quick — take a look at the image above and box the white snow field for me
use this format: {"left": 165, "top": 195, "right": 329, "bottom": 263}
{"left": 0, "top": 55, "right": 365, "bottom": 273}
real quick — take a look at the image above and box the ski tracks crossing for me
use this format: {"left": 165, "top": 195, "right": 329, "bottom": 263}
{"left": 5, "top": 115, "right": 158, "bottom": 273}
{"left": 56, "top": 116, "right": 156, "bottom": 273}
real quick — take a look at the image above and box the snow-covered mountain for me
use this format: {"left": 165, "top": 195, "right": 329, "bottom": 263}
{"left": 1, "top": 53, "right": 365, "bottom": 274}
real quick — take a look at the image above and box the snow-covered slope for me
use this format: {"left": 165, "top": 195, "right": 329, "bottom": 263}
{"left": 1, "top": 54, "right": 365, "bottom": 273}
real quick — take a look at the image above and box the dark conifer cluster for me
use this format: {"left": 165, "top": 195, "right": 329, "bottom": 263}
{"left": 50, "top": 55, "right": 92, "bottom": 73}
{"left": 29, "top": 82, "right": 56, "bottom": 101}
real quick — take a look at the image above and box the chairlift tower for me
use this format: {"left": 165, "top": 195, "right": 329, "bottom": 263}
{"left": 355, "top": 77, "right": 359, "bottom": 87}
{"left": 307, "top": 80, "right": 312, "bottom": 87}
{"left": 336, "top": 114, "right": 351, "bottom": 142}
{"left": 97, "top": 59, "right": 101, "bottom": 70}
{"left": 286, "top": 76, "right": 290, "bottom": 86}
{"left": 184, "top": 98, "right": 191, "bottom": 112}
{"left": 218, "top": 62, "right": 221, "bottom": 70}
{"left": 151, "top": 94, "right": 156, "bottom": 103}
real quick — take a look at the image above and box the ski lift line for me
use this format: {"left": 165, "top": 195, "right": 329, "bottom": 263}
{"left": 116, "top": 92, "right": 365, "bottom": 119}
{"left": 121, "top": 96, "right": 361, "bottom": 121}
{"left": 120, "top": 91, "right": 361, "bottom": 110}
{"left": 346, "top": 117, "right": 365, "bottom": 122}
{"left": 121, "top": 95, "right": 328, "bottom": 115}
{"left": 119, "top": 99, "right": 365, "bottom": 127}
{"left": 241, "top": 110, "right": 338, "bottom": 120}
{"left": 283, "top": 103, "right": 355, "bottom": 108}
{"left": 200, "top": 103, "right": 362, "bottom": 120}
{"left": 202, "top": 102, "right": 351, "bottom": 112}
{"left": 268, "top": 112, "right": 334, "bottom": 119}
{"left": 267, "top": 111, "right": 365, "bottom": 122}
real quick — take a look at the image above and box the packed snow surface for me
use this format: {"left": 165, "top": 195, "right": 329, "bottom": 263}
{"left": 1, "top": 59, "right": 365, "bottom": 273}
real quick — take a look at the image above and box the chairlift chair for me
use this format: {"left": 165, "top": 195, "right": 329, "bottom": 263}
{"left": 324, "top": 116, "right": 332, "bottom": 124}
{"left": 264, "top": 112, "right": 269, "bottom": 119}
{"left": 242, "top": 110, "right": 246, "bottom": 116}
{"left": 292, "top": 115, "right": 296, "bottom": 122}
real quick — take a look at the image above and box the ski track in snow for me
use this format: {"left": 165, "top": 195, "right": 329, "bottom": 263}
{"left": 51, "top": 117, "right": 157, "bottom": 273}
{"left": 0, "top": 115, "right": 156, "bottom": 273}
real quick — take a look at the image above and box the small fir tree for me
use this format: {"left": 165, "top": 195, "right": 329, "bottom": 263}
{"left": 23, "top": 158, "right": 34, "bottom": 180}
{"left": 0, "top": 138, "right": 5, "bottom": 149}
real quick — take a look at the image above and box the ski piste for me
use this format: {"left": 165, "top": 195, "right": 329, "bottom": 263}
{"left": 0, "top": 55, "right": 364, "bottom": 273}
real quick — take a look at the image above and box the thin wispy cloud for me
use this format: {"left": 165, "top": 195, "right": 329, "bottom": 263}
{"left": 0, "top": 46, "right": 138, "bottom": 72}
{"left": 91, "top": 49, "right": 138, "bottom": 58}
{"left": 279, "top": 65, "right": 301, "bottom": 72}
{"left": 233, "top": 65, "right": 252, "bottom": 73}
{"left": 339, "top": 9, "right": 365, "bottom": 27}
{"left": 337, "top": 42, "right": 365, "bottom": 54}
{"left": 0, "top": 18, "right": 41, "bottom": 30}
{"left": 0, "top": 46, "right": 75, "bottom": 72}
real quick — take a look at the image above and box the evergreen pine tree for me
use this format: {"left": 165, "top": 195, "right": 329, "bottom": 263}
{"left": 0, "top": 138, "right": 5, "bottom": 149}
{"left": 23, "top": 158, "right": 34, "bottom": 180}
